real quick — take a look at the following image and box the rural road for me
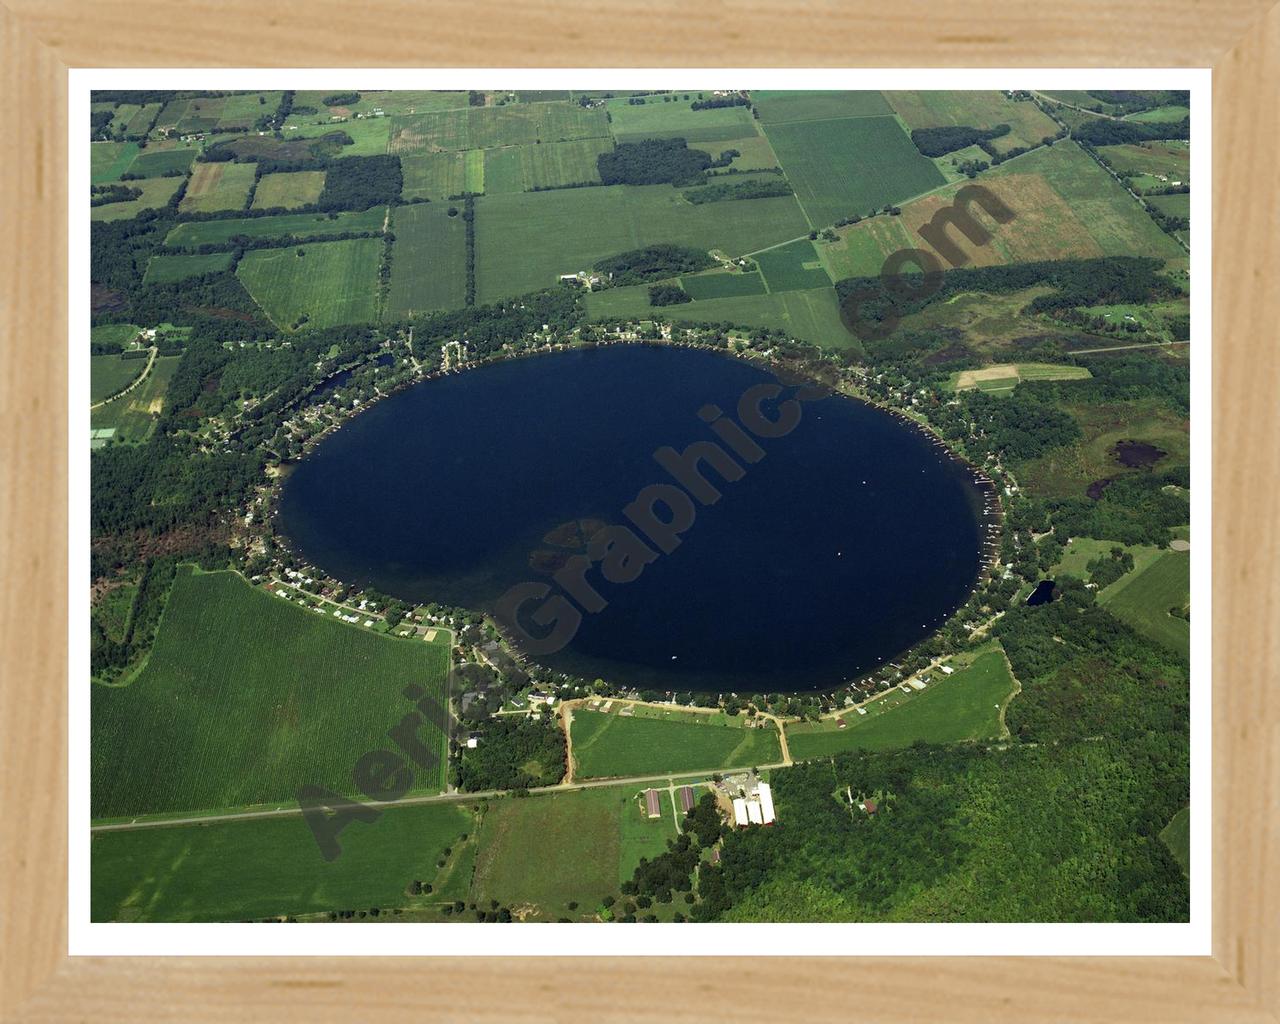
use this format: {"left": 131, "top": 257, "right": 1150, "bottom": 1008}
{"left": 90, "top": 761, "right": 788, "bottom": 835}
{"left": 90, "top": 346, "right": 157, "bottom": 410}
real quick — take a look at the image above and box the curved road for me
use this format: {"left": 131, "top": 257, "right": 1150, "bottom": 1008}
{"left": 90, "top": 346, "right": 157, "bottom": 410}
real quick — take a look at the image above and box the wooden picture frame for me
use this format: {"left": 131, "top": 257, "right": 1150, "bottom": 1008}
{"left": 2, "top": 3, "right": 1276, "bottom": 1018}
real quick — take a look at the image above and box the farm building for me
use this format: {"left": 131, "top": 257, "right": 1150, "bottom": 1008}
{"left": 732, "top": 797, "right": 749, "bottom": 826}
{"left": 758, "top": 782, "right": 776, "bottom": 824}
{"left": 940, "top": 665, "right": 955, "bottom": 675}
{"left": 678, "top": 785, "right": 695, "bottom": 812}
{"left": 747, "top": 800, "right": 764, "bottom": 825}
{"left": 644, "top": 789, "right": 661, "bottom": 819}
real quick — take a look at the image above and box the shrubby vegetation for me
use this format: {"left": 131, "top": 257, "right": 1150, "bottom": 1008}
{"left": 647, "top": 283, "right": 691, "bottom": 306}
{"left": 455, "top": 715, "right": 566, "bottom": 791}
{"left": 910, "top": 123, "right": 1010, "bottom": 157}
{"left": 1073, "top": 117, "right": 1190, "bottom": 147}
{"left": 594, "top": 244, "right": 715, "bottom": 285}
{"left": 597, "top": 138, "right": 713, "bottom": 187}
{"left": 681, "top": 178, "right": 793, "bottom": 204}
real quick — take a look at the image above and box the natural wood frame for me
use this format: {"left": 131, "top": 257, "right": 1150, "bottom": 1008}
{"left": 2, "top": 2, "right": 1276, "bottom": 1019}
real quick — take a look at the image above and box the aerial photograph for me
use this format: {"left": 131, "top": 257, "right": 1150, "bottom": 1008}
{"left": 88, "top": 86, "right": 1193, "bottom": 925}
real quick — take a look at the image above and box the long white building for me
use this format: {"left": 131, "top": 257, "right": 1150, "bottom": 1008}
{"left": 758, "top": 782, "right": 776, "bottom": 825}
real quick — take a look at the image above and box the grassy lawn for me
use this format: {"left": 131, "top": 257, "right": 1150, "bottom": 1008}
{"left": 474, "top": 184, "right": 809, "bottom": 303}
{"left": 1098, "top": 549, "right": 1190, "bottom": 658}
{"left": 91, "top": 801, "right": 472, "bottom": 922}
{"left": 585, "top": 282, "right": 855, "bottom": 351}
{"left": 237, "top": 237, "right": 383, "bottom": 329}
{"left": 786, "top": 647, "right": 1017, "bottom": 760}
{"left": 570, "top": 707, "right": 781, "bottom": 779}
{"left": 252, "top": 170, "right": 327, "bottom": 210}
{"left": 386, "top": 203, "right": 468, "bottom": 317}
{"left": 469, "top": 784, "right": 677, "bottom": 920}
{"left": 90, "top": 355, "right": 145, "bottom": 403}
{"left": 178, "top": 161, "right": 257, "bottom": 214}
{"left": 166, "top": 207, "right": 385, "bottom": 248}
{"left": 91, "top": 567, "right": 451, "bottom": 819}
{"left": 1159, "top": 806, "right": 1191, "bottom": 876}
{"left": 763, "top": 115, "right": 945, "bottom": 228}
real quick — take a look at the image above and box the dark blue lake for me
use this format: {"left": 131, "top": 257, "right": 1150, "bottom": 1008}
{"left": 276, "top": 345, "right": 985, "bottom": 693}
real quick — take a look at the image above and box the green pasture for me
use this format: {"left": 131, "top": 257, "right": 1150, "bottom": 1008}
{"left": 237, "top": 237, "right": 383, "bottom": 329}
{"left": 386, "top": 203, "right": 469, "bottom": 317}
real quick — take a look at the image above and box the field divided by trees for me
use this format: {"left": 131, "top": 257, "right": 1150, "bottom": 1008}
{"left": 474, "top": 184, "right": 808, "bottom": 303}
{"left": 237, "top": 237, "right": 383, "bottom": 330}
{"left": 165, "top": 207, "right": 386, "bottom": 248}
{"left": 1099, "top": 549, "right": 1190, "bottom": 657}
{"left": 386, "top": 203, "right": 468, "bottom": 318}
{"left": 763, "top": 115, "right": 946, "bottom": 228}
{"left": 91, "top": 568, "right": 452, "bottom": 819}
{"left": 90, "top": 176, "right": 184, "bottom": 222}
{"left": 605, "top": 95, "right": 759, "bottom": 142}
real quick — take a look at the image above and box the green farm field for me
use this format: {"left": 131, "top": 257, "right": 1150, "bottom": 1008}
{"left": 829, "top": 141, "right": 1186, "bottom": 276}
{"left": 786, "top": 647, "right": 1017, "bottom": 761}
{"left": 950, "top": 362, "right": 1092, "bottom": 392}
{"left": 763, "top": 115, "right": 945, "bottom": 228}
{"left": 91, "top": 568, "right": 452, "bottom": 819}
{"left": 696, "top": 134, "right": 779, "bottom": 172}
{"left": 178, "top": 161, "right": 257, "bottom": 214}
{"left": 91, "top": 801, "right": 471, "bottom": 922}
{"left": 605, "top": 95, "right": 758, "bottom": 142}
{"left": 680, "top": 270, "right": 768, "bottom": 299}
{"left": 1125, "top": 105, "right": 1190, "bottom": 123}
{"left": 1096, "top": 142, "right": 1189, "bottom": 181}
{"left": 475, "top": 184, "right": 808, "bottom": 303}
{"left": 90, "top": 355, "right": 145, "bottom": 403}
{"left": 285, "top": 117, "right": 391, "bottom": 157}
{"left": 586, "top": 282, "right": 853, "bottom": 350}
{"left": 386, "top": 203, "right": 468, "bottom": 317}
{"left": 469, "top": 784, "right": 677, "bottom": 920}
{"left": 90, "top": 176, "right": 184, "bottom": 222}
{"left": 90, "top": 142, "right": 140, "bottom": 184}
{"left": 400, "top": 151, "right": 482, "bottom": 200}
{"left": 754, "top": 238, "right": 832, "bottom": 292}
{"left": 1099, "top": 549, "right": 1191, "bottom": 658}
{"left": 126, "top": 147, "right": 198, "bottom": 178}
{"left": 90, "top": 354, "right": 180, "bottom": 443}
{"left": 142, "top": 252, "right": 235, "bottom": 285}
{"left": 166, "top": 207, "right": 385, "bottom": 247}
{"left": 570, "top": 707, "right": 782, "bottom": 779}
{"left": 237, "top": 237, "right": 383, "bottom": 330}
{"left": 885, "top": 90, "right": 1061, "bottom": 153}
{"left": 252, "top": 171, "right": 327, "bottom": 210}
{"left": 482, "top": 138, "right": 612, "bottom": 193}
{"left": 390, "top": 103, "right": 609, "bottom": 154}
{"left": 176, "top": 96, "right": 225, "bottom": 132}
{"left": 216, "top": 91, "right": 283, "bottom": 128}
{"left": 293, "top": 90, "right": 469, "bottom": 118}
{"left": 752, "top": 90, "right": 892, "bottom": 124}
